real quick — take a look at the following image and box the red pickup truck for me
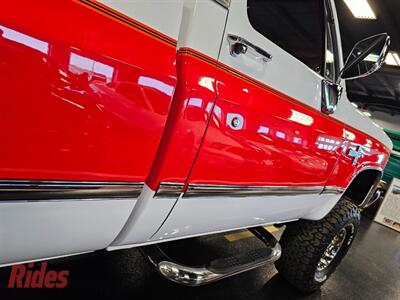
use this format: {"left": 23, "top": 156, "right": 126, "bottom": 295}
{"left": 0, "top": 0, "right": 392, "bottom": 292}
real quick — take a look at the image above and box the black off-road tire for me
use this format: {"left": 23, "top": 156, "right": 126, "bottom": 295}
{"left": 275, "top": 198, "right": 360, "bottom": 293}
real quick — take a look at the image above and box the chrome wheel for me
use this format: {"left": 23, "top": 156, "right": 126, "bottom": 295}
{"left": 314, "top": 224, "right": 354, "bottom": 283}
{"left": 277, "top": 199, "right": 360, "bottom": 292}
{"left": 317, "top": 228, "right": 346, "bottom": 271}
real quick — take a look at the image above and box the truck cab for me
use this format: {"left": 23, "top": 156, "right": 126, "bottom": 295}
{"left": 0, "top": 0, "right": 392, "bottom": 292}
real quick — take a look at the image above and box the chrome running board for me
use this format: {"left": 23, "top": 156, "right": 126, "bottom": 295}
{"left": 140, "top": 227, "right": 281, "bottom": 286}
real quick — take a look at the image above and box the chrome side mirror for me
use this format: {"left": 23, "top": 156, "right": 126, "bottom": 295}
{"left": 340, "top": 33, "right": 390, "bottom": 81}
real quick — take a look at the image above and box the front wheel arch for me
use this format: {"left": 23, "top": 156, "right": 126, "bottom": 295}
{"left": 342, "top": 168, "right": 382, "bottom": 208}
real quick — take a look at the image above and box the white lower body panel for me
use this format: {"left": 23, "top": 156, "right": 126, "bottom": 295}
{"left": 150, "top": 193, "right": 342, "bottom": 242}
{"left": 0, "top": 199, "right": 135, "bottom": 265}
{"left": 108, "top": 185, "right": 179, "bottom": 248}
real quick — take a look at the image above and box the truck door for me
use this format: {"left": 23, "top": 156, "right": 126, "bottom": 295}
{"left": 191, "top": 0, "right": 346, "bottom": 187}
{"left": 152, "top": 0, "right": 347, "bottom": 241}
{"left": 0, "top": 0, "right": 182, "bottom": 265}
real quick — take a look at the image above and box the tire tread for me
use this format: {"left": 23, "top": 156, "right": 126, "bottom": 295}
{"left": 275, "top": 198, "right": 360, "bottom": 292}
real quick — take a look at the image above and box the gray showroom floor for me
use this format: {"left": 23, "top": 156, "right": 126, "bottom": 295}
{"left": 1, "top": 217, "right": 399, "bottom": 300}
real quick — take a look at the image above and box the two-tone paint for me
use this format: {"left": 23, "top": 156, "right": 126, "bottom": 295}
{"left": 0, "top": 0, "right": 392, "bottom": 265}
{"left": 0, "top": 0, "right": 182, "bottom": 265}
{"left": 146, "top": 0, "right": 390, "bottom": 241}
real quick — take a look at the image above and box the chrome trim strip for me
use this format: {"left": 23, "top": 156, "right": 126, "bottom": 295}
{"left": 184, "top": 184, "right": 325, "bottom": 198}
{"left": 0, "top": 180, "right": 143, "bottom": 201}
{"left": 348, "top": 167, "right": 383, "bottom": 183}
{"left": 155, "top": 182, "right": 184, "bottom": 198}
{"left": 0, "top": 197, "right": 137, "bottom": 204}
{"left": 391, "top": 149, "right": 400, "bottom": 158}
{"left": 214, "top": 0, "right": 230, "bottom": 9}
{"left": 322, "top": 186, "right": 346, "bottom": 195}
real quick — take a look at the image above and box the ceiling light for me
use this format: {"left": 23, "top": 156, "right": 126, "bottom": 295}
{"left": 343, "top": 0, "right": 376, "bottom": 19}
{"left": 326, "top": 50, "right": 334, "bottom": 63}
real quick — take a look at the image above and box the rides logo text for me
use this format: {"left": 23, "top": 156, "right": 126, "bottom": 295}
{"left": 8, "top": 262, "right": 69, "bottom": 288}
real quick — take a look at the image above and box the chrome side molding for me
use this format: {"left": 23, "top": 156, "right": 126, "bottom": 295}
{"left": 0, "top": 180, "right": 143, "bottom": 201}
{"left": 322, "top": 186, "right": 346, "bottom": 195}
{"left": 0, "top": 180, "right": 347, "bottom": 202}
{"left": 184, "top": 184, "right": 345, "bottom": 198}
{"left": 155, "top": 182, "right": 184, "bottom": 198}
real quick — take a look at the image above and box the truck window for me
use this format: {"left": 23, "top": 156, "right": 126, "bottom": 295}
{"left": 247, "top": 0, "right": 325, "bottom": 74}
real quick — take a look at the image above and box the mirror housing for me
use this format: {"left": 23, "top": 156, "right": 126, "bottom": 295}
{"left": 340, "top": 33, "right": 390, "bottom": 81}
{"left": 321, "top": 80, "right": 342, "bottom": 115}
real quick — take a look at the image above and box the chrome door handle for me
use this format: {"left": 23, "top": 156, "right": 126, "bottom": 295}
{"left": 227, "top": 34, "right": 272, "bottom": 62}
